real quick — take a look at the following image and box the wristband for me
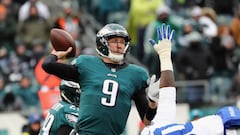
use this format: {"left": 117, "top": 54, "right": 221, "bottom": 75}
{"left": 160, "top": 54, "right": 173, "bottom": 71}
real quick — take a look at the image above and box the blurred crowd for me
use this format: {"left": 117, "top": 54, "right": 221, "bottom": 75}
{"left": 0, "top": 0, "right": 240, "bottom": 132}
{"left": 0, "top": 0, "right": 97, "bottom": 115}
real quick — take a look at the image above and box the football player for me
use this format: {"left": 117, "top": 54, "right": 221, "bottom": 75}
{"left": 39, "top": 80, "right": 80, "bottom": 135}
{"left": 141, "top": 23, "right": 240, "bottom": 135}
{"left": 42, "top": 23, "right": 157, "bottom": 134}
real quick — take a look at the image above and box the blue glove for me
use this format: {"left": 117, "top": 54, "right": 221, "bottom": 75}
{"left": 149, "top": 23, "right": 175, "bottom": 46}
{"left": 216, "top": 106, "right": 240, "bottom": 129}
{"left": 148, "top": 23, "right": 175, "bottom": 71}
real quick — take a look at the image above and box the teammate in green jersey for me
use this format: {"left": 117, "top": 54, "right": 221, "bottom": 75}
{"left": 42, "top": 23, "right": 157, "bottom": 135}
{"left": 39, "top": 80, "right": 80, "bottom": 135}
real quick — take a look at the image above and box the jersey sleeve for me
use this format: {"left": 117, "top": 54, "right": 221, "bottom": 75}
{"left": 189, "top": 115, "right": 224, "bottom": 135}
{"left": 152, "top": 87, "right": 176, "bottom": 125}
{"left": 75, "top": 55, "right": 97, "bottom": 74}
{"left": 132, "top": 64, "right": 149, "bottom": 91}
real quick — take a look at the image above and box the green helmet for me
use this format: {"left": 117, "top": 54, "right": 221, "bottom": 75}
{"left": 59, "top": 80, "right": 81, "bottom": 106}
{"left": 96, "top": 23, "right": 131, "bottom": 62}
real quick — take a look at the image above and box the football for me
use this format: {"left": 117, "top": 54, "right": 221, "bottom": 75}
{"left": 50, "top": 28, "right": 76, "bottom": 58}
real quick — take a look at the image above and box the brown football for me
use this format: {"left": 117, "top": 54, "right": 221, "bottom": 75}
{"left": 50, "top": 28, "right": 76, "bottom": 58}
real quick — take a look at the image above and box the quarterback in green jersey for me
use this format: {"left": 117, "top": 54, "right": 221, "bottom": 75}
{"left": 39, "top": 80, "right": 81, "bottom": 135}
{"left": 42, "top": 23, "right": 157, "bottom": 135}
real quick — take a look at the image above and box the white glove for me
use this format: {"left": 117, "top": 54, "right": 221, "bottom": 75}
{"left": 149, "top": 23, "right": 175, "bottom": 71}
{"left": 146, "top": 74, "right": 160, "bottom": 103}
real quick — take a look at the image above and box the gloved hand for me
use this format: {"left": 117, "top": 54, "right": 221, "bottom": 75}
{"left": 146, "top": 74, "right": 160, "bottom": 103}
{"left": 149, "top": 23, "right": 175, "bottom": 71}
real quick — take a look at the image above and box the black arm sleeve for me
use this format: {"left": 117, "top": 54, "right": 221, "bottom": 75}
{"left": 132, "top": 89, "right": 149, "bottom": 120}
{"left": 133, "top": 89, "right": 157, "bottom": 121}
{"left": 42, "top": 54, "right": 79, "bottom": 81}
{"left": 57, "top": 125, "right": 73, "bottom": 135}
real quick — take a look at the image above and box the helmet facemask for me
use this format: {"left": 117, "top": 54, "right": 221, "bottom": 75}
{"left": 61, "top": 89, "right": 80, "bottom": 107}
{"left": 60, "top": 80, "right": 81, "bottom": 107}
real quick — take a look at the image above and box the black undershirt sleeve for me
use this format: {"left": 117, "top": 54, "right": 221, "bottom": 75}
{"left": 42, "top": 54, "right": 79, "bottom": 81}
{"left": 57, "top": 125, "right": 73, "bottom": 135}
{"left": 133, "top": 89, "right": 149, "bottom": 120}
{"left": 133, "top": 89, "right": 157, "bottom": 121}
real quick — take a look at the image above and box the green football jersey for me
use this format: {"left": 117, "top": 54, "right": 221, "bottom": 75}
{"left": 74, "top": 55, "right": 149, "bottom": 135}
{"left": 39, "top": 100, "right": 79, "bottom": 135}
